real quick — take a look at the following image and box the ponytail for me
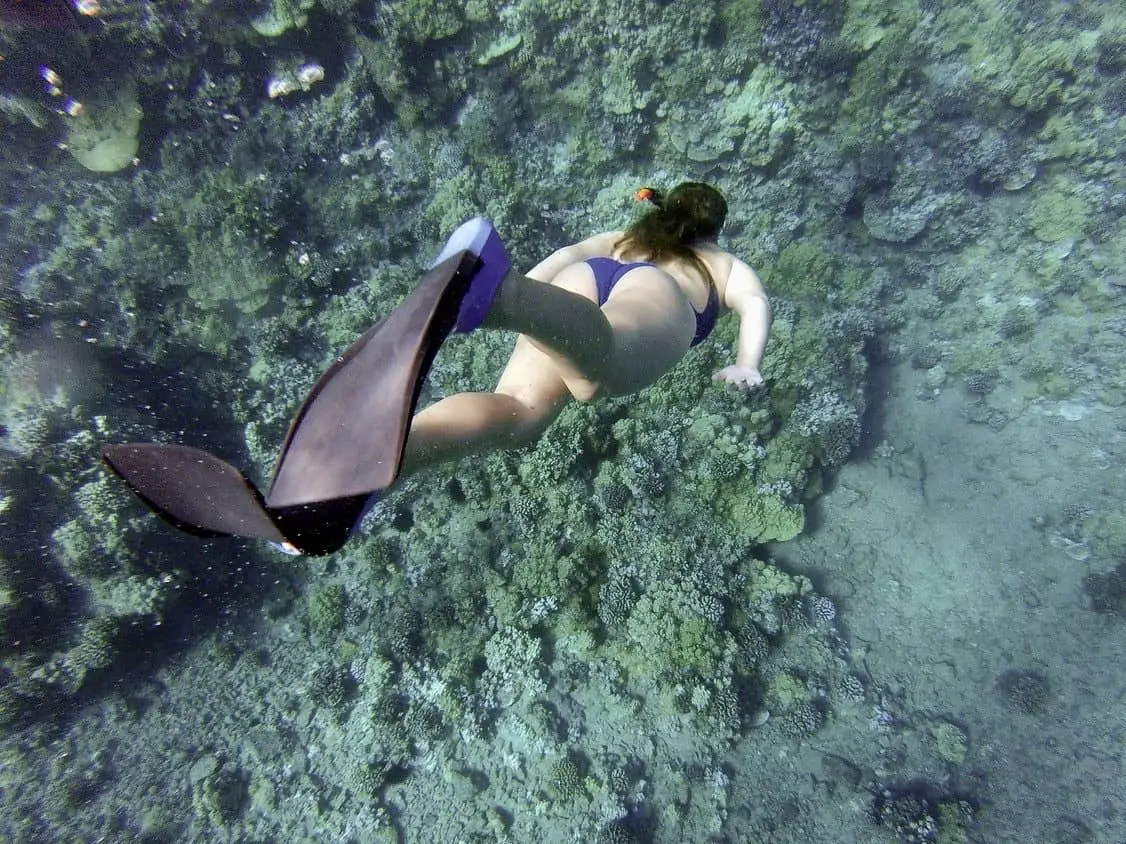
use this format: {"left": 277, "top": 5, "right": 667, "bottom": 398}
{"left": 616, "top": 182, "right": 727, "bottom": 289}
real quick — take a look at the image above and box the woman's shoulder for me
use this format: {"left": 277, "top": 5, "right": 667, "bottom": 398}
{"left": 692, "top": 242, "right": 735, "bottom": 282}
{"left": 693, "top": 244, "right": 765, "bottom": 302}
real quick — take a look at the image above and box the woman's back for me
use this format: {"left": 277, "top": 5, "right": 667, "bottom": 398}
{"left": 604, "top": 230, "right": 735, "bottom": 314}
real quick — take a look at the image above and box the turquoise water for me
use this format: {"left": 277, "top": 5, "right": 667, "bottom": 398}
{"left": 1, "top": 1, "right": 1124, "bottom": 841}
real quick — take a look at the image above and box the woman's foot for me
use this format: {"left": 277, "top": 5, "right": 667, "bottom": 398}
{"left": 432, "top": 217, "right": 513, "bottom": 333}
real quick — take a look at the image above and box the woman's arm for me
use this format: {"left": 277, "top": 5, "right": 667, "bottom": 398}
{"left": 714, "top": 258, "right": 772, "bottom": 389}
{"left": 524, "top": 232, "right": 623, "bottom": 282}
{"left": 725, "top": 259, "right": 772, "bottom": 370}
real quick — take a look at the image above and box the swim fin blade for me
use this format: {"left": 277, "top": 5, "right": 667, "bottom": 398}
{"left": 101, "top": 442, "right": 287, "bottom": 543}
{"left": 102, "top": 249, "right": 483, "bottom": 555}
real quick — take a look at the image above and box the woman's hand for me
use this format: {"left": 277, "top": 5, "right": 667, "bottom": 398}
{"left": 712, "top": 364, "right": 764, "bottom": 391}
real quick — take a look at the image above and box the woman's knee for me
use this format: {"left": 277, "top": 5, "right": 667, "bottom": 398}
{"left": 497, "top": 391, "right": 564, "bottom": 448}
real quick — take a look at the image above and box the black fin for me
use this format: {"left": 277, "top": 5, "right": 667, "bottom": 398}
{"left": 264, "top": 250, "right": 478, "bottom": 508}
{"left": 102, "top": 443, "right": 286, "bottom": 543}
{"left": 102, "top": 250, "right": 479, "bottom": 554}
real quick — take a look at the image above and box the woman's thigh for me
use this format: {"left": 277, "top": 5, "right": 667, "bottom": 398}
{"left": 502, "top": 262, "right": 605, "bottom": 401}
{"left": 493, "top": 335, "right": 572, "bottom": 432}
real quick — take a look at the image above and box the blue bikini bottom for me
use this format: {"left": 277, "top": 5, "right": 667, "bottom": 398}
{"left": 584, "top": 257, "right": 719, "bottom": 347}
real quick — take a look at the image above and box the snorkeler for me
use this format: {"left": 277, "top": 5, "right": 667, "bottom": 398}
{"left": 103, "top": 182, "right": 772, "bottom": 555}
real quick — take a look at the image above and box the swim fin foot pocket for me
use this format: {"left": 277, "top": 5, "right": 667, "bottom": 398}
{"left": 102, "top": 219, "right": 512, "bottom": 556}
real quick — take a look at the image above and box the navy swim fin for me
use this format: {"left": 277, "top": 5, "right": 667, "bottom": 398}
{"left": 103, "top": 220, "right": 511, "bottom": 556}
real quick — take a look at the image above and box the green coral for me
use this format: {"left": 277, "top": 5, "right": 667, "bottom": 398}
{"left": 730, "top": 492, "right": 804, "bottom": 543}
{"left": 318, "top": 0, "right": 359, "bottom": 16}
{"left": 128, "top": 167, "right": 298, "bottom": 354}
{"left": 308, "top": 585, "right": 348, "bottom": 636}
{"left": 64, "top": 79, "right": 142, "bottom": 173}
{"left": 190, "top": 170, "right": 285, "bottom": 244}
{"left": 935, "top": 798, "right": 975, "bottom": 844}
{"left": 71, "top": 617, "right": 119, "bottom": 673}
{"left": 838, "top": 14, "right": 922, "bottom": 145}
{"left": 623, "top": 578, "right": 731, "bottom": 681}
{"left": 765, "top": 670, "right": 810, "bottom": 712}
{"left": 746, "top": 557, "right": 812, "bottom": 606}
{"left": 548, "top": 756, "right": 584, "bottom": 802}
{"left": 760, "top": 433, "right": 815, "bottom": 488}
{"left": 423, "top": 168, "right": 483, "bottom": 235}
{"left": 757, "top": 313, "right": 797, "bottom": 390}
{"left": 351, "top": 760, "right": 392, "bottom": 797}
{"left": 51, "top": 519, "right": 100, "bottom": 577}
{"left": 721, "top": 66, "right": 795, "bottom": 167}
{"left": 463, "top": 0, "right": 495, "bottom": 24}
{"left": 0, "top": 685, "right": 28, "bottom": 728}
{"left": 191, "top": 764, "right": 248, "bottom": 828}
{"left": 1036, "top": 114, "right": 1098, "bottom": 161}
{"left": 840, "top": 0, "right": 898, "bottom": 53}
{"left": 1087, "top": 510, "right": 1126, "bottom": 560}
{"left": 600, "top": 49, "right": 652, "bottom": 117}
{"left": 1096, "top": 24, "right": 1126, "bottom": 73}
{"left": 1028, "top": 185, "right": 1089, "bottom": 243}
{"left": 1019, "top": 349, "right": 1074, "bottom": 400}
{"left": 54, "top": 616, "right": 121, "bottom": 693}
{"left": 931, "top": 720, "right": 968, "bottom": 764}
{"left": 948, "top": 339, "right": 1002, "bottom": 380}
{"left": 517, "top": 401, "right": 604, "bottom": 489}
{"left": 1005, "top": 39, "right": 1076, "bottom": 113}
{"left": 657, "top": 65, "right": 794, "bottom": 166}
{"left": 477, "top": 33, "right": 523, "bottom": 66}
{"left": 70, "top": 474, "right": 135, "bottom": 567}
{"left": 183, "top": 227, "right": 280, "bottom": 319}
{"left": 644, "top": 348, "right": 712, "bottom": 408}
{"left": 766, "top": 241, "right": 841, "bottom": 304}
{"left": 388, "top": 0, "right": 465, "bottom": 42}
{"left": 90, "top": 573, "right": 182, "bottom": 621}
{"left": 250, "top": 0, "right": 313, "bottom": 37}
{"left": 719, "top": 0, "right": 766, "bottom": 53}
{"left": 495, "top": 541, "right": 601, "bottom": 628}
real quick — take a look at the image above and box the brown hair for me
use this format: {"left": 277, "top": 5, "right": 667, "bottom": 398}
{"left": 615, "top": 182, "right": 728, "bottom": 290}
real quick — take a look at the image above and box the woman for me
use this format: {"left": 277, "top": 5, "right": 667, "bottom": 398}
{"left": 102, "top": 182, "right": 771, "bottom": 555}
{"left": 398, "top": 181, "right": 772, "bottom": 481}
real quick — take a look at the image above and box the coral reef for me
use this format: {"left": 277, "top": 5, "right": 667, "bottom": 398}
{"left": 1084, "top": 560, "right": 1126, "bottom": 615}
{"left": 870, "top": 782, "right": 976, "bottom": 844}
{"left": 0, "top": 0, "right": 1117, "bottom": 839}
{"left": 996, "top": 668, "right": 1053, "bottom": 715}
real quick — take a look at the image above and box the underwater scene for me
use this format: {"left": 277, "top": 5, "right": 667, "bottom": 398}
{"left": 1, "top": 0, "right": 1125, "bottom": 841}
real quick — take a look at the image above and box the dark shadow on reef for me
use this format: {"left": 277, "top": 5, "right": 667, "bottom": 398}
{"left": 855, "top": 355, "right": 895, "bottom": 461}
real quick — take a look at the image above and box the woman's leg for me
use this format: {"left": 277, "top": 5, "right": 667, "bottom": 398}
{"left": 482, "top": 266, "right": 613, "bottom": 381}
{"left": 396, "top": 261, "right": 697, "bottom": 480}
{"left": 397, "top": 335, "right": 571, "bottom": 480}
